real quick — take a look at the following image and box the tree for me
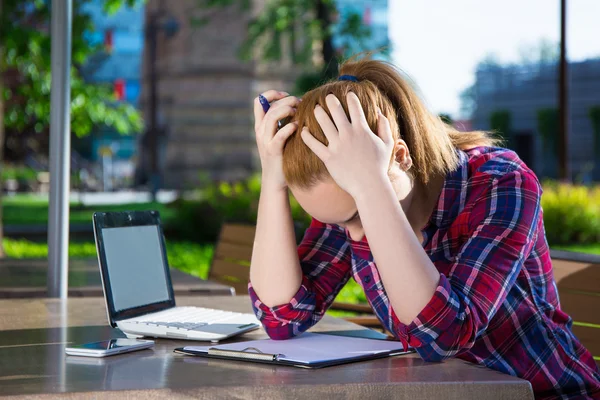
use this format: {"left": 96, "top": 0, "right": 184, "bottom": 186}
{"left": 439, "top": 113, "right": 453, "bottom": 125}
{"left": 458, "top": 84, "right": 476, "bottom": 120}
{"left": 0, "top": 0, "right": 143, "bottom": 257}
{"left": 589, "top": 106, "right": 600, "bottom": 160}
{"left": 537, "top": 108, "right": 559, "bottom": 177}
{"left": 518, "top": 38, "right": 559, "bottom": 67}
{"left": 459, "top": 44, "right": 559, "bottom": 120}
{"left": 537, "top": 108, "right": 559, "bottom": 153}
{"left": 459, "top": 54, "right": 501, "bottom": 119}
{"left": 489, "top": 110, "right": 512, "bottom": 147}
{"left": 589, "top": 106, "right": 600, "bottom": 175}
{"left": 194, "top": 0, "right": 378, "bottom": 92}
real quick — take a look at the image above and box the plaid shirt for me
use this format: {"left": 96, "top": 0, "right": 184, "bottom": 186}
{"left": 248, "top": 147, "right": 600, "bottom": 399}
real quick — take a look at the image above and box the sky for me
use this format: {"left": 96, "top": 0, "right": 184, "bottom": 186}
{"left": 389, "top": 0, "right": 600, "bottom": 119}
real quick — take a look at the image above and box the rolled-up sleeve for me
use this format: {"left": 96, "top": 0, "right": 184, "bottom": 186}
{"left": 248, "top": 218, "right": 352, "bottom": 340}
{"left": 400, "top": 169, "right": 542, "bottom": 361}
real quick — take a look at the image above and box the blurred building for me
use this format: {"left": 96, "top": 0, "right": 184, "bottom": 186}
{"left": 140, "top": 0, "right": 297, "bottom": 189}
{"left": 80, "top": 1, "right": 145, "bottom": 189}
{"left": 472, "top": 58, "right": 600, "bottom": 181}
{"left": 142, "top": 0, "right": 389, "bottom": 189}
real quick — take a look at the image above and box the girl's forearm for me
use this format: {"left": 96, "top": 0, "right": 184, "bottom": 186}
{"left": 249, "top": 180, "right": 303, "bottom": 307}
{"left": 354, "top": 177, "right": 440, "bottom": 324}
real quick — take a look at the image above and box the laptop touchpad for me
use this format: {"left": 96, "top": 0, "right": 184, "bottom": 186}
{"left": 197, "top": 324, "right": 258, "bottom": 334}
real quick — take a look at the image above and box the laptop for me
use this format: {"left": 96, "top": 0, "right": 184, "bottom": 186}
{"left": 93, "top": 210, "right": 260, "bottom": 342}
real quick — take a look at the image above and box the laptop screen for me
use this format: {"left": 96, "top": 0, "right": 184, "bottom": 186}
{"left": 102, "top": 225, "right": 171, "bottom": 312}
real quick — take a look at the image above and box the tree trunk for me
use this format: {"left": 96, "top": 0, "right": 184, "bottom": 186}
{"left": 0, "top": 0, "right": 5, "bottom": 258}
{"left": 316, "top": 0, "right": 337, "bottom": 79}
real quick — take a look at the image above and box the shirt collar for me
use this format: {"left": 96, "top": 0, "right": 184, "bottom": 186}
{"left": 426, "top": 148, "right": 470, "bottom": 230}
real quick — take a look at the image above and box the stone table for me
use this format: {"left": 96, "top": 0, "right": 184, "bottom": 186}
{"left": 0, "top": 296, "right": 534, "bottom": 399}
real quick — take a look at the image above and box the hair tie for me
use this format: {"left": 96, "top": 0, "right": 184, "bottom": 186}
{"left": 338, "top": 74, "right": 359, "bottom": 82}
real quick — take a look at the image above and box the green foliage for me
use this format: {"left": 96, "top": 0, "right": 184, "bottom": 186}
{"left": 166, "top": 175, "right": 261, "bottom": 243}
{"left": 439, "top": 114, "right": 453, "bottom": 125}
{"left": 167, "top": 174, "right": 311, "bottom": 243}
{"left": 333, "top": 10, "right": 375, "bottom": 60}
{"left": 193, "top": 0, "right": 379, "bottom": 95}
{"left": 1, "top": 165, "right": 37, "bottom": 182}
{"left": 70, "top": 70, "right": 143, "bottom": 137}
{"left": 552, "top": 243, "right": 600, "bottom": 255}
{"left": 489, "top": 110, "right": 512, "bottom": 146}
{"left": 518, "top": 38, "right": 559, "bottom": 66}
{"left": 194, "top": 0, "right": 322, "bottom": 65}
{"left": 541, "top": 181, "right": 600, "bottom": 245}
{"left": 102, "top": 0, "right": 142, "bottom": 15}
{"left": 1, "top": 0, "right": 143, "bottom": 138}
{"left": 589, "top": 106, "right": 600, "bottom": 157}
{"left": 166, "top": 242, "right": 214, "bottom": 279}
{"left": 537, "top": 108, "right": 558, "bottom": 153}
{"left": 334, "top": 279, "right": 367, "bottom": 305}
{"left": 459, "top": 84, "right": 476, "bottom": 119}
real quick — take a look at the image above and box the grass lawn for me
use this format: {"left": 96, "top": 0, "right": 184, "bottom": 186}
{"left": 2, "top": 196, "right": 176, "bottom": 226}
{"left": 3, "top": 238, "right": 213, "bottom": 279}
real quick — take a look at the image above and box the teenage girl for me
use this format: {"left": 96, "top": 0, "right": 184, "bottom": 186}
{"left": 248, "top": 58, "right": 600, "bottom": 399}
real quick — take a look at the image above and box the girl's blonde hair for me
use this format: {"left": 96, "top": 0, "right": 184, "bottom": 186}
{"left": 283, "top": 58, "right": 499, "bottom": 188}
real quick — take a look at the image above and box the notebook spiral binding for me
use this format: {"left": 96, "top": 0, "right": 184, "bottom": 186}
{"left": 208, "top": 346, "right": 283, "bottom": 361}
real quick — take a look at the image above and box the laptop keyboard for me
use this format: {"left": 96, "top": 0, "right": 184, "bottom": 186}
{"left": 126, "top": 307, "right": 258, "bottom": 331}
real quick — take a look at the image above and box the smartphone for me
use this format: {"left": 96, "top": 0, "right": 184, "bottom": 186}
{"left": 65, "top": 338, "right": 154, "bottom": 358}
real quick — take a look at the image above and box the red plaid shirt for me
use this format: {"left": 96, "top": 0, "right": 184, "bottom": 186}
{"left": 249, "top": 147, "right": 600, "bottom": 399}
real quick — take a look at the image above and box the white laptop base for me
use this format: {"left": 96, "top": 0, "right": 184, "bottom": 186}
{"left": 117, "top": 306, "right": 260, "bottom": 343}
{"left": 92, "top": 211, "right": 261, "bottom": 344}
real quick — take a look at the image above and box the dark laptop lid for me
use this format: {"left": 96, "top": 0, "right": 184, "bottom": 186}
{"left": 93, "top": 211, "right": 175, "bottom": 327}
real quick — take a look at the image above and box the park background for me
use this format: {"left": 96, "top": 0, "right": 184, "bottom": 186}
{"left": 1, "top": 0, "right": 599, "bottom": 307}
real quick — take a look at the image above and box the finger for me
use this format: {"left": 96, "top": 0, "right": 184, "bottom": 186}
{"left": 346, "top": 92, "right": 370, "bottom": 130}
{"left": 261, "top": 105, "right": 297, "bottom": 142}
{"left": 265, "top": 105, "right": 297, "bottom": 130}
{"left": 314, "top": 105, "right": 338, "bottom": 145}
{"left": 377, "top": 109, "right": 394, "bottom": 145}
{"left": 253, "top": 90, "right": 290, "bottom": 127}
{"left": 261, "top": 96, "right": 300, "bottom": 135}
{"left": 301, "top": 128, "right": 329, "bottom": 161}
{"left": 324, "top": 94, "right": 351, "bottom": 132}
{"left": 269, "top": 95, "right": 301, "bottom": 111}
{"left": 271, "top": 121, "right": 298, "bottom": 147}
{"left": 261, "top": 89, "right": 290, "bottom": 102}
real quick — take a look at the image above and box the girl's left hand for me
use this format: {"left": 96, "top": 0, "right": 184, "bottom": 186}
{"left": 301, "top": 92, "right": 395, "bottom": 199}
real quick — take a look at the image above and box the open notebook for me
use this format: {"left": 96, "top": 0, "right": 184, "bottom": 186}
{"left": 174, "top": 332, "right": 411, "bottom": 369}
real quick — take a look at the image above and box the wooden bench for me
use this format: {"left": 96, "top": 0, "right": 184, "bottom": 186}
{"left": 209, "top": 223, "right": 600, "bottom": 364}
{"left": 209, "top": 223, "right": 381, "bottom": 327}
{"left": 550, "top": 250, "right": 600, "bottom": 366}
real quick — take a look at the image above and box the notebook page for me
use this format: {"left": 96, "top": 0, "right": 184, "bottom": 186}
{"left": 183, "top": 332, "right": 406, "bottom": 364}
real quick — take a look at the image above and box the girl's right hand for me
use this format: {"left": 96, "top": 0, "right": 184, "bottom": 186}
{"left": 253, "top": 90, "right": 300, "bottom": 191}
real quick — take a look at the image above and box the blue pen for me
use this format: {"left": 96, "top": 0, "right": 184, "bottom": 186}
{"left": 258, "top": 94, "right": 271, "bottom": 114}
{"left": 258, "top": 94, "right": 290, "bottom": 129}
